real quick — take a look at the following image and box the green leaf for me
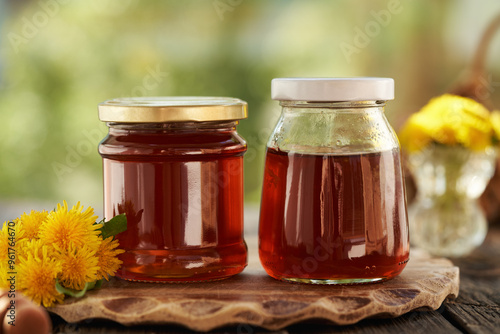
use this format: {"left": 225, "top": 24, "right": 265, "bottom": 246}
{"left": 93, "top": 279, "right": 104, "bottom": 290}
{"left": 55, "top": 279, "right": 90, "bottom": 298}
{"left": 99, "top": 214, "right": 127, "bottom": 239}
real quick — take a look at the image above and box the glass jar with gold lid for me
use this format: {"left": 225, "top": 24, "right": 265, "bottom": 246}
{"left": 98, "top": 97, "right": 248, "bottom": 282}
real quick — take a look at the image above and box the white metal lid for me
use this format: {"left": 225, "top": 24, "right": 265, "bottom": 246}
{"left": 271, "top": 77, "right": 394, "bottom": 101}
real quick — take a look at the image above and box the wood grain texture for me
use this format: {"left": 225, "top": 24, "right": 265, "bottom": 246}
{"left": 51, "top": 308, "right": 463, "bottom": 334}
{"left": 441, "top": 228, "right": 500, "bottom": 334}
{"left": 444, "top": 303, "right": 500, "bottom": 334}
{"left": 49, "top": 248, "right": 458, "bottom": 331}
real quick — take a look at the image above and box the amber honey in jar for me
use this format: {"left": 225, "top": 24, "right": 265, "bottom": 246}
{"left": 98, "top": 97, "right": 248, "bottom": 282}
{"left": 259, "top": 78, "right": 410, "bottom": 284}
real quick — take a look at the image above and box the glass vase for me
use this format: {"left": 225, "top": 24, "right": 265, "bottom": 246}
{"left": 408, "top": 144, "right": 497, "bottom": 257}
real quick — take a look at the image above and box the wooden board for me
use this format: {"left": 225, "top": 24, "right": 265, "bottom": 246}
{"left": 48, "top": 247, "right": 459, "bottom": 332}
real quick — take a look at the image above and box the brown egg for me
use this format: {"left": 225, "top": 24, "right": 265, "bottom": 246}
{"left": 0, "top": 291, "right": 28, "bottom": 334}
{"left": 0, "top": 292, "right": 10, "bottom": 320}
{"left": 1, "top": 294, "right": 51, "bottom": 334}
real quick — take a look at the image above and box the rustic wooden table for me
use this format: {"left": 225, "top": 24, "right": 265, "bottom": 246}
{"left": 50, "top": 227, "right": 500, "bottom": 334}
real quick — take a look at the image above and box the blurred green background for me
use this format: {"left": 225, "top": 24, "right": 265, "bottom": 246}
{"left": 0, "top": 0, "right": 499, "bottom": 216}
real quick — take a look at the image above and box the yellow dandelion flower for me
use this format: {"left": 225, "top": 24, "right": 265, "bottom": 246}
{"left": 57, "top": 244, "right": 99, "bottom": 290}
{"left": 463, "top": 127, "right": 493, "bottom": 151}
{"left": 434, "top": 122, "right": 459, "bottom": 146}
{"left": 0, "top": 262, "right": 10, "bottom": 289}
{"left": 18, "top": 210, "right": 49, "bottom": 240}
{"left": 18, "top": 239, "right": 56, "bottom": 260}
{"left": 421, "top": 94, "right": 490, "bottom": 120}
{"left": 95, "top": 237, "right": 125, "bottom": 281}
{"left": 17, "top": 242, "right": 63, "bottom": 307}
{"left": 398, "top": 113, "right": 433, "bottom": 152}
{"left": 399, "top": 94, "right": 495, "bottom": 152}
{"left": 0, "top": 220, "right": 24, "bottom": 262}
{"left": 39, "top": 201, "right": 102, "bottom": 250}
{"left": 0, "top": 222, "right": 9, "bottom": 262}
{"left": 69, "top": 202, "right": 99, "bottom": 222}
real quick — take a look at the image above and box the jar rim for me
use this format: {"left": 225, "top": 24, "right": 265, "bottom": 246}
{"left": 279, "top": 100, "right": 386, "bottom": 108}
{"left": 98, "top": 96, "right": 247, "bottom": 123}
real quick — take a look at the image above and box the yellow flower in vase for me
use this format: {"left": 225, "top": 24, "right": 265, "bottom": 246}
{"left": 17, "top": 241, "right": 63, "bottom": 307}
{"left": 398, "top": 113, "right": 433, "bottom": 152}
{"left": 95, "top": 236, "right": 125, "bottom": 281}
{"left": 18, "top": 210, "right": 49, "bottom": 241}
{"left": 400, "top": 94, "right": 496, "bottom": 152}
{"left": 400, "top": 94, "right": 498, "bottom": 257}
{"left": 57, "top": 244, "right": 100, "bottom": 290}
{"left": 39, "top": 201, "right": 102, "bottom": 250}
{"left": 490, "top": 110, "right": 500, "bottom": 142}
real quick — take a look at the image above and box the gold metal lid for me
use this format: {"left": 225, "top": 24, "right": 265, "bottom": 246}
{"left": 98, "top": 97, "right": 248, "bottom": 123}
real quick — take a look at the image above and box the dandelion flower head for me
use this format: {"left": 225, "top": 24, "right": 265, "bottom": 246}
{"left": 57, "top": 244, "right": 99, "bottom": 290}
{"left": 95, "top": 236, "right": 124, "bottom": 281}
{"left": 18, "top": 210, "right": 49, "bottom": 241}
{"left": 17, "top": 241, "right": 63, "bottom": 307}
{"left": 39, "top": 201, "right": 102, "bottom": 250}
